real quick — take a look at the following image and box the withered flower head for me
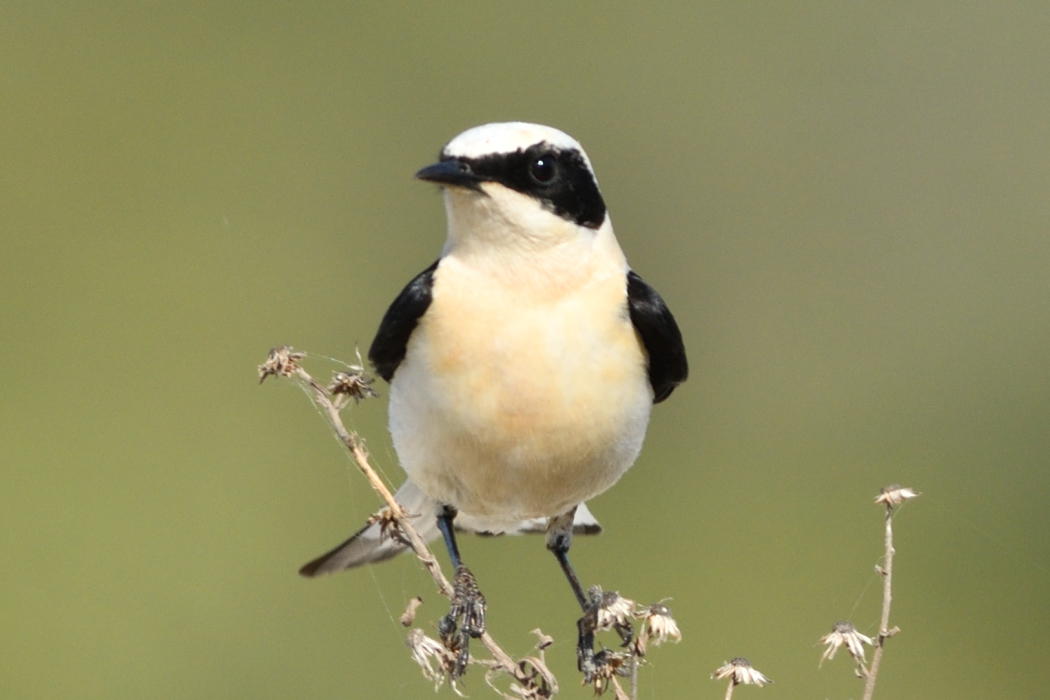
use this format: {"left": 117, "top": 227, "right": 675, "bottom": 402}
{"left": 633, "top": 603, "right": 681, "bottom": 656}
{"left": 712, "top": 657, "right": 772, "bottom": 687}
{"left": 588, "top": 649, "right": 631, "bottom": 696}
{"left": 406, "top": 628, "right": 461, "bottom": 694}
{"left": 875, "top": 484, "right": 919, "bottom": 509}
{"left": 595, "top": 590, "right": 636, "bottom": 632}
{"left": 819, "top": 621, "right": 874, "bottom": 666}
{"left": 328, "top": 370, "right": 378, "bottom": 406}
{"left": 257, "top": 346, "right": 305, "bottom": 383}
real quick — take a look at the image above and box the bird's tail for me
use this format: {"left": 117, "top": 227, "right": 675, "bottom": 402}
{"left": 299, "top": 480, "right": 441, "bottom": 577}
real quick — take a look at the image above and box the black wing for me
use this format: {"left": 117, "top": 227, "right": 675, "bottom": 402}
{"left": 368, "top": 260, "right": 440, "bottom": 382}
{"left": 626, "top": 270, "right": 688, "bottom": 403}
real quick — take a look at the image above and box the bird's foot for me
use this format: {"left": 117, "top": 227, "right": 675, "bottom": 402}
{"left": 438, "top": 565, "right": 486, "bottom": 678}
{"left": 576, "top": 586, "right": 635, "bottom": 683}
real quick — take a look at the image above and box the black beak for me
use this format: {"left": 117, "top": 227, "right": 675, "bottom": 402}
{"left": 415, "top": 158, "right": 486, "bottom": 191}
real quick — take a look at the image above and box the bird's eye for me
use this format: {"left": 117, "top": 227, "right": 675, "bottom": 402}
{"left": 529, "top": 156, "right": 557, "bottom": 184}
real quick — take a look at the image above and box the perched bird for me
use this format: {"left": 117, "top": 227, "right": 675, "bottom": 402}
{"left": 301, "top": 122, "right": 687, "bottom": 678}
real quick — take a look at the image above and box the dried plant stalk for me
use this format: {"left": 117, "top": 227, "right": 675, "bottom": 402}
{"left": 861, "top": 507, "right": 895, "bottom": 699}
{"left": 861, "top": 485, "right": 915, "bottom": 700}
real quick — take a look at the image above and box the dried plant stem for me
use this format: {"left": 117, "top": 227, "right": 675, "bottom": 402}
{"left": 723, "top": 681, "right": 735, "bottom": 700}
{"left": 862, "top": 508, "right": 895, "bottom": 700}
{"left": 287, "top": 362, "right": 534, "bottom": 686}
{"left": 630, "top": 654, "right": 638, "bottom": 700}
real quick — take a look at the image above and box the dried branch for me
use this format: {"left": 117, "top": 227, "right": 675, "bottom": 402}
{"left": 818, "top": 485, "right": 917, "bottom": 696}
{"left": 861, "top": 486, "right": 917, "bottom": 700}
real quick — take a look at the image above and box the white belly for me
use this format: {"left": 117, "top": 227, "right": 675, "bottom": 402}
{"left": 387, "top": 249, "right": 652, "bottom": 526}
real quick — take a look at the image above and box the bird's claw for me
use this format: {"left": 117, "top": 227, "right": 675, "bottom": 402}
{"left": 439, "top": 565, "right": 486, "bottom": 678}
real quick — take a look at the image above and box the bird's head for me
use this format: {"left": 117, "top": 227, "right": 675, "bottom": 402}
{"left": 416, "top": 122, "right": 609, "bottom": 256}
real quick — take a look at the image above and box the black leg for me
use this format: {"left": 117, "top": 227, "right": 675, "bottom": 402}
{"left": 436, "top": 505, "right": 463, "bottom": 569}
{"left": 552, "top": 546, "right": 588, "bottom": 609}
{"left": 546, "top": 508, "right": 634, "bottom": 683}
{"left": 546, "top": 510, "right": 599, "bottom": 679}
{"left": 435, "top": 505, "right": 486, "bottom": 678}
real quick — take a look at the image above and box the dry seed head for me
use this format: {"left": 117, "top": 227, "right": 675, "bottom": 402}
{"left": 587, "top": 650, "right": 631, "bottom": 695}
{"left": 712, "top": 657, "right": 772, "bottom": 687}
{"left": 328, "top": 370, "right": 378, "bottom": 405}
{"left": 634, "top": 603, "right": 681, "bottom": 655}
{"left": 819, "top": 621, "right": 874, "bottom": 666}
{"left": 595, "top": 590, "right": 636, "bottom": 632}
{"left": 257, "top": 345, "right": 305, "bottom": 383}
{"left": 875, "top": 484, "right": 919, "bottom": 509}
{"left": 406, "top": 628, "right": 460, "bottom": 693}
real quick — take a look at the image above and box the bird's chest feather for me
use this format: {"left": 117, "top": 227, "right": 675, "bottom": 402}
{"left": 387, "top": 249, "right": 652, "bottom": 518}
{"left": 411, "top": 257, "right": 646, "bottom": 441}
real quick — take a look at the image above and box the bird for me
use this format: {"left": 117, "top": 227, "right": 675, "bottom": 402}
{"left": 300, "top": 122, "right": 687, "bottom": 679}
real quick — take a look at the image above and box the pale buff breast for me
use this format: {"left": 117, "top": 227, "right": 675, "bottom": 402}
{"left": 387, "top": 230, "right": 653, "bottom": 523}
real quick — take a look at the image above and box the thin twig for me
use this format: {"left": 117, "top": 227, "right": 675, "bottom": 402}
{"left": 630, "top": 653, "right": 638, "bottom": 700}
{"left": 861, "top": 508, "right": 894, "bottom": 700}
{"left": 818, "top": 487, "right": 914, "bottom": 694}
{"left": 723, "top": 680, "right": 735, "bottom": 700}
{"left": 863, "top": 484, "right": 916, "bottom": 699}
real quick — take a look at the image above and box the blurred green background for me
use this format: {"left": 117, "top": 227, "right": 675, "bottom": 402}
{"left": 3, "top": 3, "right": 1048, "bottom": 698}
